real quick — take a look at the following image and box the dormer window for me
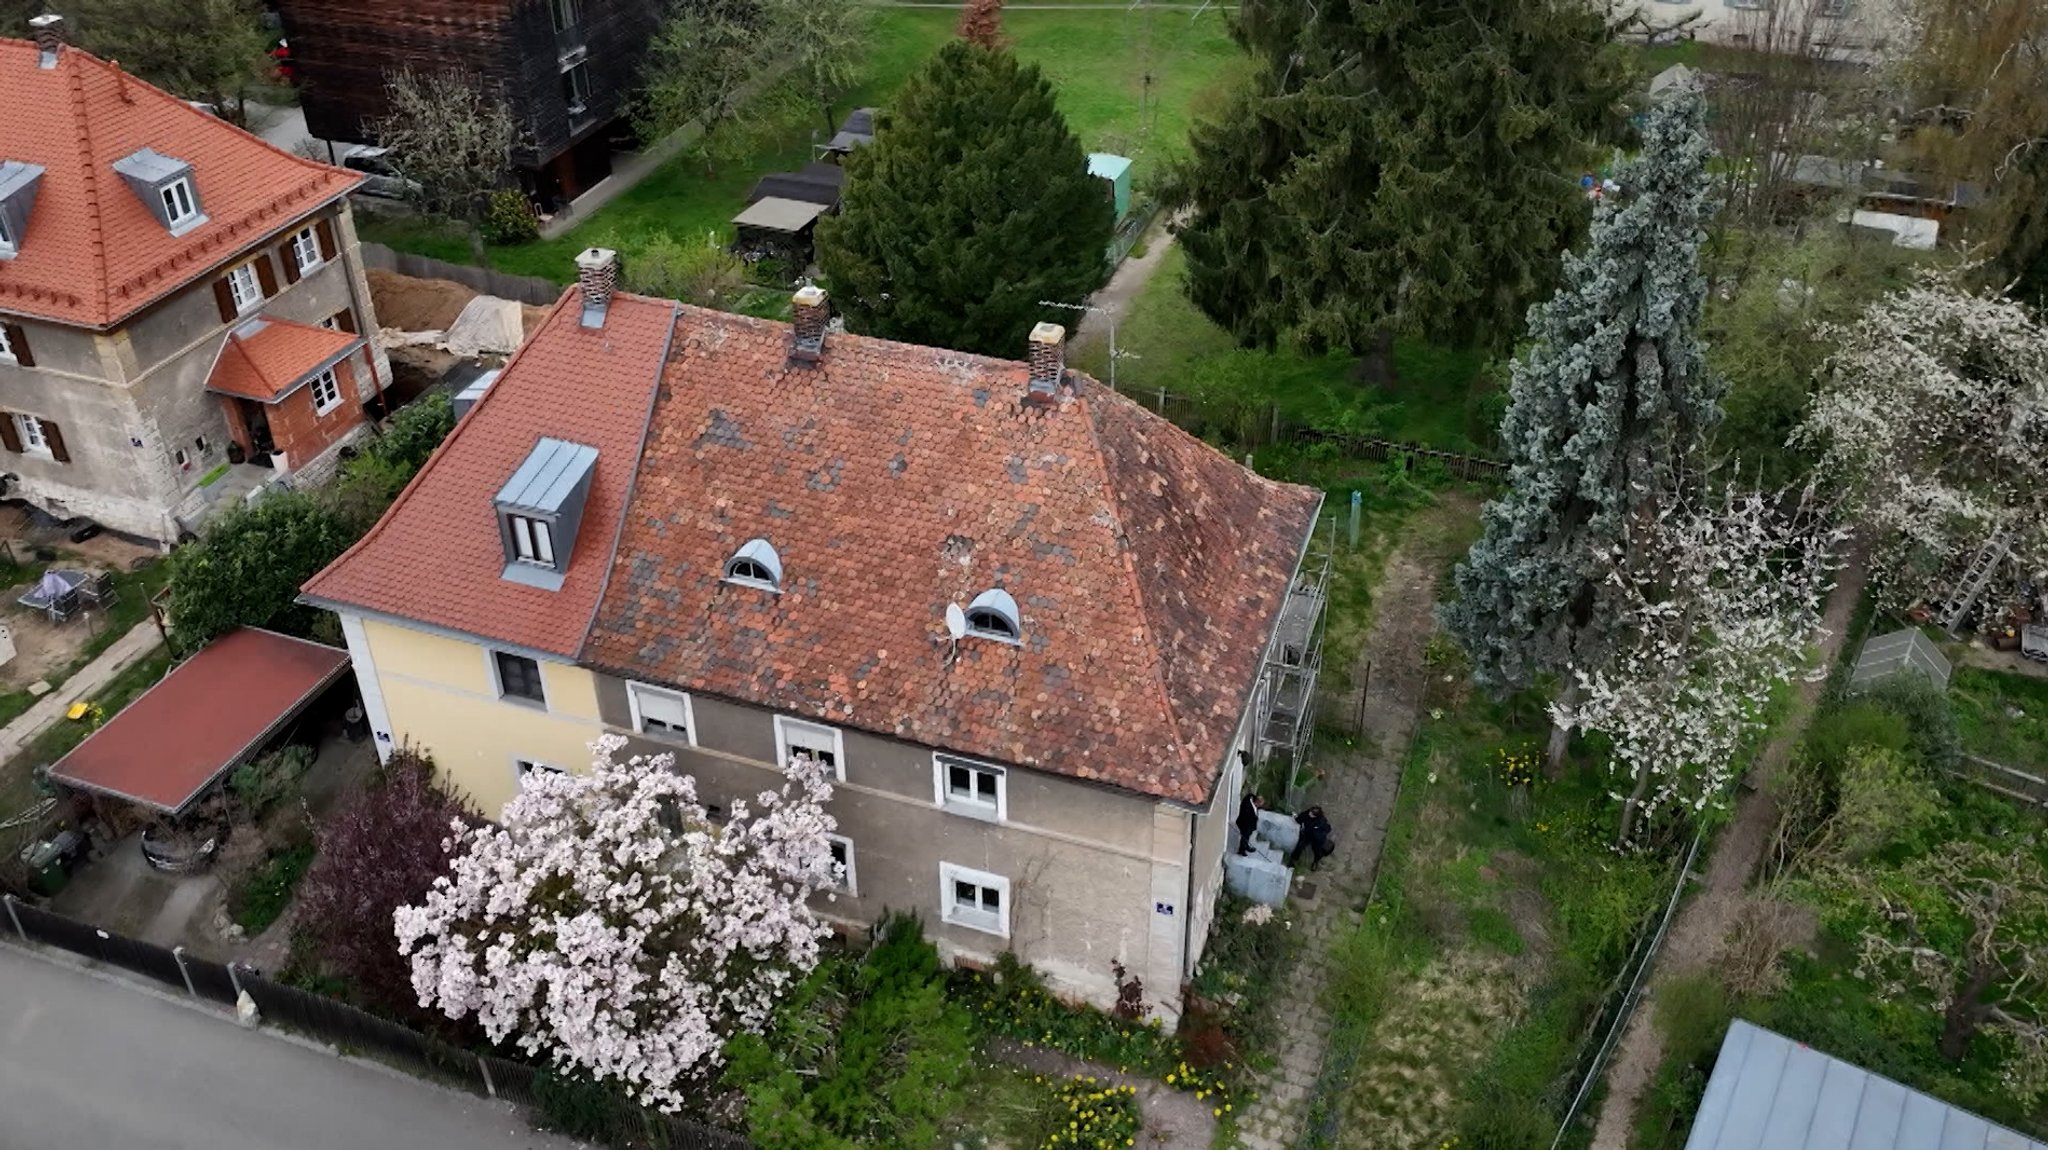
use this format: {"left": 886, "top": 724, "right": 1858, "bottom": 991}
{"left": 724, "top": 538, "right": 782, "bottom": 592}
{"left": 0, "top": 160, "right": 45, "bottom": 259}
{"left": 493, "top": 437, "right": 598, "bottom": 591}
{"left": 112, "top": 148, "right": 206, "bottom": 236}
{"left": 966, "top": 588, "right": 1021, "bottom": 643}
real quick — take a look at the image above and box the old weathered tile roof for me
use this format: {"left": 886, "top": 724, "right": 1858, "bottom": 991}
{"left": 0, "top": 38, "right": 358, "bottom": 329}
{"left": 205, "top": 315, "right": 357, "bottom": 402}
{"left": 579, "top": 309, "right": 1322, "bottom": 805}
{"left": 301, "top": 291, "right": 675, "bottom": 657}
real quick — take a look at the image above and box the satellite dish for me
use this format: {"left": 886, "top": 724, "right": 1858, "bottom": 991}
{"left": 945, "top": 603, "right": 968, "bottom": 641}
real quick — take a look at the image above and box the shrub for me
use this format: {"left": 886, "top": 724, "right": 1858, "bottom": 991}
{"left": 229, "top": 836, "right": 316, "bottom": 934}
{"left": 166, "top": 490, "right": 357, "bottom": 649}
{"left": 1190, "top": 891, "right": 1303, "bottom": 1061}
{"left": 623, "top": 232, "right": 748, "bottom": 308}
{"left": 1040, "top": 1077, "right": 1140, "bottom": 1150}
{"left": 481, "top": 189, "right": 539, "bottom": 245}
{"left": 229, "top": 743, "right": 316, "bottom": 818}
{"left": 1832, "top": 676, "right": 1960, "bottom": 773}
{"left": 1653, "top": 973, "right": 1733, "bottom": 1068}
{"left": 533, "top": 1068, "right": 625, "bottom": 1141}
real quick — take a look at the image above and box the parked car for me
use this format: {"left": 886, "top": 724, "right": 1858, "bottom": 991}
{"left": 340, "top": 146, "right": 420, "bottom": 201}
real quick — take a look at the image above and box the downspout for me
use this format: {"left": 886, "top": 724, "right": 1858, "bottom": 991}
{"left": 334, "top": 206, "right": 388, "bottom": 418}
{"left": 1181, "top": 804, "right": 1198, "bottom": 991}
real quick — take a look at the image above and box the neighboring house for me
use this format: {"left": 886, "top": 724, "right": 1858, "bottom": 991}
{"left": 0, "top": 17, "right": 390, "bottom": 544}
{"left": 1611, "top": 0, "right": 1896, "bottom": 60}
{"left": 302, "top": 255, "right": 1327, "bottom": 1019}
{"left": 276, "top": 0, "right": 661, "bottom": 209}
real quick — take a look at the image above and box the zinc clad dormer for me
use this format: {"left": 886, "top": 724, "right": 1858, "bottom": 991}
{"left": 494, "top": 436, "right": 598, "bottom": 591}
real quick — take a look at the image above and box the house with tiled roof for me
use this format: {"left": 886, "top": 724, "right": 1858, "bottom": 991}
{"left": 302, "top": 253, "right": 1324, "bottom": 1019}
{"left": 0, "top": 16, "right": 390, "bottom": 543}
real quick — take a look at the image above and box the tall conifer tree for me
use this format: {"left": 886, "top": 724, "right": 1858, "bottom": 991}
{"left": 1442, "top": 88, "right": 1723, "bottom": 710}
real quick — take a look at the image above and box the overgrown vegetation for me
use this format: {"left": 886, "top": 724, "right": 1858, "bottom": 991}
{"left": 229, "top": 835, "right": 316, "bottom": 935}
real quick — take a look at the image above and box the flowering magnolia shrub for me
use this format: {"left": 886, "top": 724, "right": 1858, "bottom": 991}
{"left": 1795, "top": 279, "right": 2047, "bottom": 610}
{"left": 395, "top": 736, "right": 839, "bottom": 1111}
{"left": 1556, "top": 485, "right": 1841, "bottom": 843}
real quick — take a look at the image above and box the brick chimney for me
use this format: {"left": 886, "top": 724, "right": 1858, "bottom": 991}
{"left": 1027, "top": 322, "right": 1066, "bottom": 398}
{"left": 573, "top": 247, "right": 618, "bottom": 329}
{"left": 29, "top": 13, "right": 64, "bottom": 67}
{"left": 789, "top": 285, "right": 828, "bottom": 364}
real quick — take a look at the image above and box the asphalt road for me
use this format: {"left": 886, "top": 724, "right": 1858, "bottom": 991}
{"left": 0, "top": 945, "right": 579, "bottom": 1150}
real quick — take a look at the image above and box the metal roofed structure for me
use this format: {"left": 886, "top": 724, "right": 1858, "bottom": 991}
{"left": 496, "top": 437, "right": 598, "bottom": 514}
{"left": 1850, "top": 627, "right": 1952, "bottom": 693}
{"left": 1687, "top": 1020, "right": 2047, "bottom": 1150}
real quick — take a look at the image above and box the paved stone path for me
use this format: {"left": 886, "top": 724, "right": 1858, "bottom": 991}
{"left": 0, "top": 620, "right": 163, "bottom": 765}
{"left": 1234, "top": 514, "right": 1460, "bottom": 1150}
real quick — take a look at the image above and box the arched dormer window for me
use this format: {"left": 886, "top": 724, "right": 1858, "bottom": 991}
{"left": 966, "top": 588, "right": 1020, "bottom": 643}
{"left": 724, "top": 538, "right": 782, "bottom": 592}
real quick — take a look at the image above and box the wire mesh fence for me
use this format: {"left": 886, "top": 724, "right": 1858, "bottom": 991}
{"left": 2, "top": 896, "right": 752, "bottom": 1150}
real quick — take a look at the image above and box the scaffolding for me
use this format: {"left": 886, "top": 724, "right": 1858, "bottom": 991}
{"left": 1256, "top": 536, "right": 1332, "bottom": 811}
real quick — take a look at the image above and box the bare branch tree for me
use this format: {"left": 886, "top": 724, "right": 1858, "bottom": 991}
{"left": 370, "top": 67, "right": 518, "bottom": 242}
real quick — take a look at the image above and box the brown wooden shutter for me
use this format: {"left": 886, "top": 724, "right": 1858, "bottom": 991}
{"left": 213, "top": 277, "right": 237, "bottom": 323}
{"left": 253, "top": 255, "right": 278, "bottom": 298}
{"left": 0, "top": 413, "right": 20, "bottom": 454}
{"left": 41, "top": 419, "right": 67, "bottom": 463}
{"left": 279, "top": 240, "right": 302, "bottom": 285}
{"left": 333, "top": 307, "right": 357, "bottom": 334}
{"left": 2, "top": 323, "right": 31, "bottom": 368}
{"left": 315, "top": 218, "right": 337, "bottom": 260}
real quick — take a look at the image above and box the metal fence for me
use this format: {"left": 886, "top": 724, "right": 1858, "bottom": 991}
{"left": 1, "top": 896, "right": 750, "bottom": 1150}
{"left": 360, "top": 242, "right": 565, "bottom": 307}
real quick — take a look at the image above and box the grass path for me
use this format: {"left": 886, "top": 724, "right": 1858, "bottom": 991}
{"left": 1587, "top": 547, "right": 1871, "bottom": 1150}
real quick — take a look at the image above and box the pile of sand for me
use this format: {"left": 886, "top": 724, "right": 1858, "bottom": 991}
{"left": 368, "top": 268, "right": 476, "bottom": 333}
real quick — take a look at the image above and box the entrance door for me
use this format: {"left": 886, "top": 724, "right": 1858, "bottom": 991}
{"left": 239, "top": 399, "right": 277, "bottom": 465}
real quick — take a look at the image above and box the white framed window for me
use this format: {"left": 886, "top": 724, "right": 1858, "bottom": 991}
{"left": 561, "top": 61, "right": 592, "bottom": 115}
{"left": 827, "top": 834, "right": 856, "bottom": 895}
{"left": 724, "top": 537, "right": 781, "bottom": 592}
{"left": 290, "top": 226, "right": 323, "bottom": 273}
{"left": 0, "top": 323, "right": 13, "bottom": 362}
{"left": 966, "top": 587, "right": 1021, "bottom": 643}
{"left": 160, "top": 178, "right": 198, "bottom": 229}
{"left": 174, "top": 447, "right": 190, "bottom": 470}
{"left": 0, "top": 212, "right": 14, "bottom": 255}
{"left": 939, "top": 862, "right": 1008, "bottom": 938}
{"left": 628, "top": 682, "right": 696, "bottom": 744}
{"left": 309, "top": 367, "right": 342, "bottom": 415}
{"left": 933, "top": 753, "right": 1005, "bottom": 822}
{"left": 490, "top": 649, "right": 548, "bottom": 707}
{"left": 226, "top": 262, "right": 262, "bottom": 314}
{"left": 14, "top": 413, "right": 49, "bottom": 457}
{"left": 776, "top": 716, "right": 844, "bottom": 781}
{"left": 514, "top": 758, "right": 566, "bottom": 786}
{"left": 508, "top": 513, "right": 556, "bottom": 567}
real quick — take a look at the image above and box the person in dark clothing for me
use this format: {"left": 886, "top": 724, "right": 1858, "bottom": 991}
{"left": 1235, "top": 792, "right": 1264, "bottom": 855}
{"left": 1290, "top": 806, "right": 1335, "bottom": 871}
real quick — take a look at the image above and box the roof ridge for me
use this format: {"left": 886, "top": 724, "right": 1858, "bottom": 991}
{"left": 1071, "top": 383, "right": 1200, "bottom": 783}
{"left": 303, "top": 288, "right": 576, "bottom": 598}
{"left": 62, "top": 50, "right": 113, "bottom": 324}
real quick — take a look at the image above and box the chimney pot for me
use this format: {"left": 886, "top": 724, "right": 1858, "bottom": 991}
{"left": 1027, "top": 322, "right": 1066, "bottom": 397}
{"left": 573, "top": 247, "right": 618, "bottom": 329}
{"left": 789, "top": 285, "right": 828, "bottom": 364}
{"left": 29, "top": 13, "right": 64, "bottom": 65}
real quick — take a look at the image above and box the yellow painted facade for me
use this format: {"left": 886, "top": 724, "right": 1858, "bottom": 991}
{"left": 359, "top": 617, "right": 606, "bottom": 817}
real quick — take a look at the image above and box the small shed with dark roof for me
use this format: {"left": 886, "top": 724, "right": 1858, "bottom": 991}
{"left": 1688, "top": 1020, "right": 2047, "bottom": 1150}
{"left": 48, "top": 629, "right": 352, "bottom": 817}
{"left": 822, "top": 107, "right": 876, "bottom": 156}
{"left": 746, "top": 161, "right": 845, "bottom": 209}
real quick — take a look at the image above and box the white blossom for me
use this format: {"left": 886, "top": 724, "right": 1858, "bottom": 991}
{"left": 1555, "top": 485, "right": 1842, "bottom": 842}
{"left": 394, "top": 737, "right": 838, "bottom": 1111}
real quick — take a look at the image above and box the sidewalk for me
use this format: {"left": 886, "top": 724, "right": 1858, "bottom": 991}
{"left": 0, "top": 621, "right": 165, "bottom": 764}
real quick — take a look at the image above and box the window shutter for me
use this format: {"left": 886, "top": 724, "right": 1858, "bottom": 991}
{"left": 315, "top": 218, "right": 337, "bottom": 261}
{"left": 0, "top": 413, "right": 20, "bottom": 454}
{"left": 279, "top": 240, "right": 302, "bottom": 285}
{"left": 1, "top": 324, "right": 30, "bottom": 368}
{"left": 213, "top": 277, "right": 237, "bottom": 323}
{"left": 41, "top": 419, "right": 66, "bottom": 463}
{"left": 254, "top": 254, "right": 279, "bottom": 298}
{"left": 333, "top": 308, "right": 357, "bottom": 334}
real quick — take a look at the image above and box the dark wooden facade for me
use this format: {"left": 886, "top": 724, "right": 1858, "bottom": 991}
{"left": 278, "top": 0, "right": 662, "bottom": 203}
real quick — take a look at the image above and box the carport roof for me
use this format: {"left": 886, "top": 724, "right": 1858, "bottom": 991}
{"left": 49, "top": 629, "right": 350, "bottom": 815}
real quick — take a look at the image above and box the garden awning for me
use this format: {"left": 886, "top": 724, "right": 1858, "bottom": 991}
{"left": 1687, "top": 1020, "right": 2048, "bottom": 1150}
{"left": 49, "top": 628, "right": 351, "bottom": 816}
{"left": 732, "top": 197, "right": 827, "bottom": 235}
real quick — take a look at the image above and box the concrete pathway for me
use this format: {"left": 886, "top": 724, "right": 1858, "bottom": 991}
{"left": 0, "top": 943, "right": 577, "bottom": 1150}
{"left": 1234, "top": 509, "right": 1463, "bottom": 1150}
{"left": 0, "top": 621, "right": 164, "bottom": 765}
{"left": 1071, "top": 217, "right": 1175, "bottom": 359}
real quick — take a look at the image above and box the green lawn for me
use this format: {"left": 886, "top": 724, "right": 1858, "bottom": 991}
{"left": 0, "top": 558, "right": 170, "bottom": 734}
{"left": 368, "top": 7, "right": 1244, "bottom": 283}
{"left": 1947, "top": 667, "right": 2048, "bottom": 770}
{"left": 1070, "top": 245, "right": 1504, "bottom": 457}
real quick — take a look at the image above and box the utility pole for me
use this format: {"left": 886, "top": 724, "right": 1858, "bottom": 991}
{"left": 1038, "top": 299, "right": 1139, "bottom": 392}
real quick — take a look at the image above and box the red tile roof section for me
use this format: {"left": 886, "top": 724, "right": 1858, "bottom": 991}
{"left": 49, "top": 628, "right": 350, "bottom": 813}
{"left": 301, "top": 291, "right": 675, "bottom": 658}
{"left": 579, "top": 310, "right": 1323, "bottom": 804}
{"left": 0, "top": 38, "right": 359, "bottom": 328}
{"left": 206, "top": 315, "right": 357, "bottom": 402}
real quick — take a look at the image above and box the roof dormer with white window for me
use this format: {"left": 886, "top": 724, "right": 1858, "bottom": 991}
{"left": 111, "top": 147, "right": 206, "bottom": 236}
{"left": 0, "top": 160, "right": 44, "bottom": 258}
{"left": 494, "top": 437, "right": 598, "bottom": 591}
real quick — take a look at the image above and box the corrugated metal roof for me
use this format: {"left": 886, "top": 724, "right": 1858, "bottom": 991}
{"left": 1687, "top": 1021, "right": 2048, "bottom": 1150}
{"left": 495, "top": 437, "right": 598, "bottom": 514}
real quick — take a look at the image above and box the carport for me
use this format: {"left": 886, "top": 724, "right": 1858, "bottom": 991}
{"left": 50, "top": 628, "right": 352, "bottom": 817}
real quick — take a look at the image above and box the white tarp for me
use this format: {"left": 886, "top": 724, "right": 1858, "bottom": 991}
{"left": 1850, "top": 209, "right": 1940, "bottom": 250}
{"left": 439, "top": 295, "right": 525, "bottom": 358}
